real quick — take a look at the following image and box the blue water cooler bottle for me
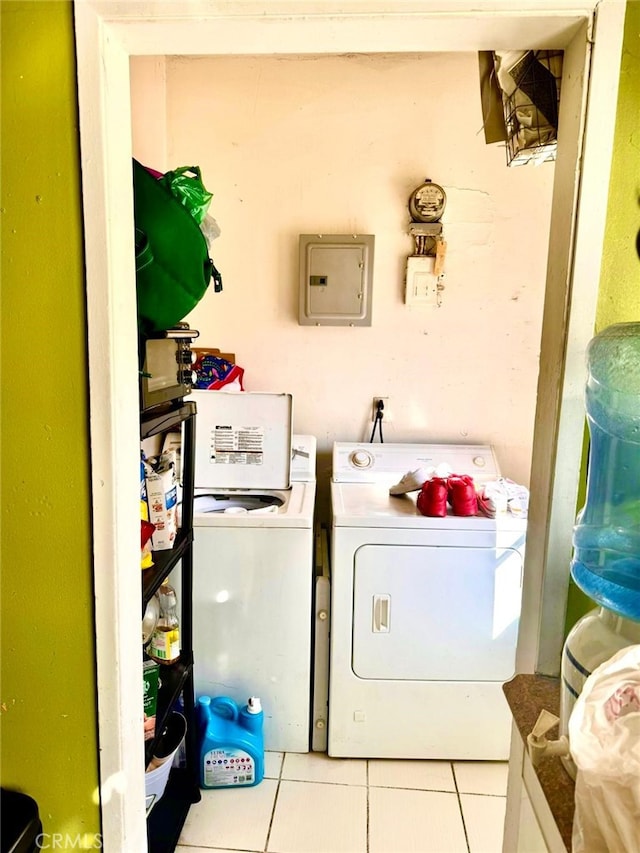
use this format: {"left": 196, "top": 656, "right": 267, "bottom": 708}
{"left": 570, "top": 322, "right": 640, "bottom": 620}
{"left": 558, "top": 323, "right": 640, "bottom": 779}
{"left": 198, "top": 695, "right": 264, "bottom": 789}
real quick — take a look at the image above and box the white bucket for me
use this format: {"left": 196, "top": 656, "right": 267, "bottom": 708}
{"left": 145, "top": 712, "right": 187, "bottom": 815}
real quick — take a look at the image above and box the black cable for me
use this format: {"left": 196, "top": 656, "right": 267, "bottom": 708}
{"left": 369, "top": 400, "right": 385, "bottom": 443}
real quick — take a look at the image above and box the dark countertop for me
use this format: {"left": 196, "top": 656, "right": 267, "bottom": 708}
{"left": 503, "top": 674, "right": 575, "bottom": 850}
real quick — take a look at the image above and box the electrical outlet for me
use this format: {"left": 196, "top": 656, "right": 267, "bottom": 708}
{"left": 372, "top": 397, "right": 392, "bottom": 424}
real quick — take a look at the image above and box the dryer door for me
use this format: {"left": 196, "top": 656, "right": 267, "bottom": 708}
{"left": 352, "top": 544, "right": 523, "bottom": 681}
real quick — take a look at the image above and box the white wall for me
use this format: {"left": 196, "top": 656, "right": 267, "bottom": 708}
{"left": 132, "top": 51, "right": 554, "bottom": 521}
{"left": 130, "top": 56, "right": 167, "bottom": 167}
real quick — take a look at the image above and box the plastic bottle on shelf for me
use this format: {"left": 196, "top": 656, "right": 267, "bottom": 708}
{"left": 570, "top": 322, "right": 640, "bottom": 621}
{"left": 148, "top": 579, "right": 181, "bottom": 665}
{"left": 197, "top": 695, "right": 264, "bottom": 789}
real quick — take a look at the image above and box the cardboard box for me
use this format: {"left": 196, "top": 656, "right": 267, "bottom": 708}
{"left": 143, "top": 659, "right": 160, "bottom": 741}
{"left": 144, "top": 450, "right": 178, "bottom": 551}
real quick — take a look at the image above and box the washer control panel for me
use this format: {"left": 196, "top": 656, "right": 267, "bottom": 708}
{"left": 333, "top": 442, "right": 500, "bottom": 483}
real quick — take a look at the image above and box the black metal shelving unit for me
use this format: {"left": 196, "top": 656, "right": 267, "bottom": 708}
{"left": 142, "top": 400, "right": 201, "bottom": 852}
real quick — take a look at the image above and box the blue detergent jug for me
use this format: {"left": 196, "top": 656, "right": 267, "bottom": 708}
{"left": 570, "top": 322, "right": 640, "bottom": 620}
{"left": 197, "top": 695, "right": 264, "bottom": 789}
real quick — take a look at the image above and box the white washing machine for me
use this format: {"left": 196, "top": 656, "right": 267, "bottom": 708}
{"left": 191, "top": 390, "right": 316, "bottom": 753}
{"left": 328, "top": 442, "right": 527, "bottom": 760}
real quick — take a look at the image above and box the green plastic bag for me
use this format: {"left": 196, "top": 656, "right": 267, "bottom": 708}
{"left": 133, "top": 159, "right": 213, "bottom": 334}
{"left": 158, "top": 166, "right": 213, "bottom": 225}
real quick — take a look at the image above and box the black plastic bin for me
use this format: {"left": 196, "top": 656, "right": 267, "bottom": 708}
{"left": 1, "top": 789, "right": 43, "bottom": 853}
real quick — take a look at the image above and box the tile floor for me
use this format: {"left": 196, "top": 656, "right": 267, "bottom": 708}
{"left": 177, "top": 751, "right": 508, "bottom": 853}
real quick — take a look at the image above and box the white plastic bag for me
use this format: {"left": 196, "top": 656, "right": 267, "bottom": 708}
{"left": 568, "top": 644, "right": 640, "bottom": 852}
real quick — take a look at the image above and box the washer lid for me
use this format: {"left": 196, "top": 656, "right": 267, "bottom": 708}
{"left": 193, "top": 390, "right": 293, "bottom": 490}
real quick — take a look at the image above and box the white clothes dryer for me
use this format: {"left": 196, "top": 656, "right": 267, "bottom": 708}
{"left": 191, "top": 390, "right": 316, "bottom": 753}
{"left": 328, "top": 442, "right": 527, "bottom": 760}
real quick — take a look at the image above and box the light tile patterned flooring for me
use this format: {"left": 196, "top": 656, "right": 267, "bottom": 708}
{"left": 177, "top": 751, "right": 508, "bottom": 853}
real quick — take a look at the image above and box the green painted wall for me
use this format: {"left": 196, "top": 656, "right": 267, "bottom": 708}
{"left": 0, "top": 1, "right": 101, "bottom": 846}
{"left": 564, "top": 0, "right": 640, "bottom": 631}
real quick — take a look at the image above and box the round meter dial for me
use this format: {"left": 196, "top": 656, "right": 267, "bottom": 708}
{"left": 409, "top": 179, "right": 446, "bottom": 223}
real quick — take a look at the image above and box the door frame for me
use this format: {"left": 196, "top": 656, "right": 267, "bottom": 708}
{"left": 73, "top": 1, "right": 626, "bottom": 848}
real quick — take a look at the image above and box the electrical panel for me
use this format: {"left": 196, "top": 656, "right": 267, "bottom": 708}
{"left": 299, "top": 234, "right": 375, "bottom": 326}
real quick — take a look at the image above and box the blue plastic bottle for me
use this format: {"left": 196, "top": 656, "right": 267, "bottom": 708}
{"left": 570, "top": 322, "right": 640, "bottom": 620}
{"left": 197, "top": 696, "right": 264, "bottom": 789}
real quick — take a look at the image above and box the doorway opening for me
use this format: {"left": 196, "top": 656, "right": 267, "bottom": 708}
{"left": 74, "top": 4, "right": 625, "bottom": 848}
